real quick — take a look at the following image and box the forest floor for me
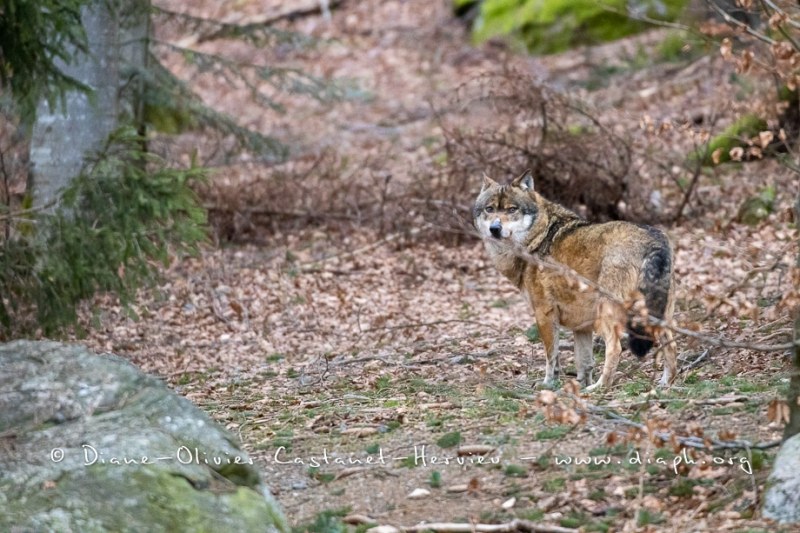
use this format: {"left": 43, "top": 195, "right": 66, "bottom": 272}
{"left": 80, "top": 1, "right": 799, "bottom": 531}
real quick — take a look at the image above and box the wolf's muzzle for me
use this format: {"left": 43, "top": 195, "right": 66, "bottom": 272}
{"left": 489, "top": 220, "right": 502, "bottom": 239}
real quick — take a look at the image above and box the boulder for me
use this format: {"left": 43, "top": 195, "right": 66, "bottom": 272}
{"left": 763, "top": 433, "right": 800, "bottom": 524}
{"left": 0, "top": 340, "right": 288, "bottom": 533}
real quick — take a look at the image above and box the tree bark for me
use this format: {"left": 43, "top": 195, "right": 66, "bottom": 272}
{"left": 785, "top": 192, "right": 800, "bottom": 440}
{"left": 28, "top": 0, "right": 148, "bottom": 213}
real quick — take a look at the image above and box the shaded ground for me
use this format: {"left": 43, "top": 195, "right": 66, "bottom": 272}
{"left": 78, "top": 1, "right": 798, "bottom": 531}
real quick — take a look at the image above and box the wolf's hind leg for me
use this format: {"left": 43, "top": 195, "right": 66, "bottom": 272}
{"left": 585, "top": 301, "right": 623, "bottom": 392}
{"left": 657, "top": 329, "right": 677, "bottom": 388}
{"left": 574, "top": 330, "right": 594, "bottom": 388}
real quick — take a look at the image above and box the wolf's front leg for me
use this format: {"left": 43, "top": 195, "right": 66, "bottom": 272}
{"left": 574, "top": 330, "right": 594, "bottom": 388}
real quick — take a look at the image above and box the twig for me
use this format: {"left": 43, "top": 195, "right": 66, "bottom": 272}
{"left": 576, "top": 396, "right": 782, "bottom": 451}
{"left": 331, "top": 355, "right": 391, "bottom": 367}
{"left": 757, "top": 0, "right": 800, "bottom": 51}
{"left": 762, "top": 0, "right": 800, "bottom": 30}
{"left": 402, "top": 520, "right": 577, "bottom": 533}
{"left": 156, "top": 1, "right": 343, "bottom": 43}
{"left": 707, "top": 0, "right": 776, "bottom": 45}
{"left": 359, "top": 319, "right": 484, "bottom": 334}
{"left": 203, "top": 203, "right": 359, "bottom": 222}
{"left": 298, "top": 228, "right": 420, "bottom": 269}
{"left": 200, "top": 0, "right": 343, "bottom": 42}
{"left": 0, "top": 200, "right": 59, "bottom": 222}
{"left": 680, "top": 349, "right": 710, "bottom": 373}
{"left": 673, "top": 133, "right": 708, "bottom": 223}
{"left": 596, "top": 0, "right": 697, "bottom": 33}
{"left": 608, "top": 393, "right": 752, "bottom": 409}
{"left": 758, "top": 328, "right": 792, "bottom": 344}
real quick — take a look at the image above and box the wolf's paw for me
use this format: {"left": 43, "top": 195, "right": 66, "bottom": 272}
{"left": 584, "top": 380, "right": 605, "bottom": 393}
{"left": 656, "top": 376, "right": 672, "bottom": 389}
{"left": 537, "top": 377, "right": 558, "bottom": 390}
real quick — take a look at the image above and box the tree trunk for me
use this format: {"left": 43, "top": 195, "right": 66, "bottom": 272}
{"left": 763, "top": 193, "right": 800, "bottom": 524}
{"left": 28, "top": 0, "right": 148, "bottom": 213}
{"left": 785, "top": 192, "right": 800, "bottom": 439}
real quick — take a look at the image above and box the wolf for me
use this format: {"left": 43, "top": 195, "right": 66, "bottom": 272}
{"left": 473, "top": 170, "right": 677, "bottom": 391}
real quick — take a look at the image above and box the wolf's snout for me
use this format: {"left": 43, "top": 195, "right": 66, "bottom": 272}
{"left": 489, "top": 220, "right": 502, "bottom": 238}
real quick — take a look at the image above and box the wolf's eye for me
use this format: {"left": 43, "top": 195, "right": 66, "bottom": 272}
{"left": 484, "top": 206, "right": 495, "bottom": 214}
{"left": 507, "top": 206, "right": 518, "bottom": 214}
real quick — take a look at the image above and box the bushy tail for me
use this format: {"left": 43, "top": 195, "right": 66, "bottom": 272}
{"left": 628, "top": 230, "right": 672, "bottom": 358}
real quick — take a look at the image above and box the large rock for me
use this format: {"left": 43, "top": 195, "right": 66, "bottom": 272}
{"left": 0, "top": 340, "right": 288, "bottom": 533}
{"left": 763, "top": 433, "right": 800, "bottom": 524}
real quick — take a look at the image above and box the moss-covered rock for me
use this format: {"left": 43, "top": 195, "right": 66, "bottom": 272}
{"left": 693, "top": 114, "right": 768, "bottom": 166}
{"left": 465, "top": 0, "right": 689, "bottom": 54}
{"left": 0, "top": 340, "right": 289, "bottom": 533}
{"left": 736, "top": 185, "right": 775, "bottom": 226}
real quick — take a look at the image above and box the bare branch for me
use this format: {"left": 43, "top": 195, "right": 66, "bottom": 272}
{"left": 402, "top": 521, "right": 578, "bottom": 533}
{"left": 574, "top": 394, "right": 782, "bottom": 451}
{"left": 707, "top": 0, "right": 776, "bottom": 45}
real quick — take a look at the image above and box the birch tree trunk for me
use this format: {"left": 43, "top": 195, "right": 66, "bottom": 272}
{"left": 28, "top": 0, "right": 148, "bottom": 213}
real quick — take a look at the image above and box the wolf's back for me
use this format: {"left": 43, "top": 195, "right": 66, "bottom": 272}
{"left": 628, "top": 227, "right": 672, "bottom": 357}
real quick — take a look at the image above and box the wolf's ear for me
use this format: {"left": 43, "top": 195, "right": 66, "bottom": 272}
{"left": 481, "top": 172, "right": 499, "bottom": 191}
{"left": 511, "top": 169, "right": 534, "bottom": 191}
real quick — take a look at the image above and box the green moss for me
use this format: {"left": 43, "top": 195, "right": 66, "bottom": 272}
{"left": 636, "top": 509, "right": 665, "bottom": 526}
{"left": 737, "top": 185, "right": 776, "bottom": 226}
{"left": 693, "top": 114, "right": 768, "bottom": 166}
{"left": 519, "top": 509, "right": 545, "bottom": 521}
{"left": 621, "top": 379, "right": 650, "bottom": 396}
{"left": 469, "top": 0, "right": 689, "bottom": 54}
{"left": 669, "top": 478, "right": 698, "bottom": 498}
{"left": 436, "top": 431, "right": 462, "bottom": 448}
{"left": 536, "top": 425, "right": 571, "bottom": 440}
{"left": 543, "top": 477, "right": 566, "bottom": 492}
{"left": 504, "top": 464, "right": 528, "bottom": 477}
{"left": 1, "top": 466, "right": 289, "bottom": 533}
{"left": 292, "top": 508, "right": 350, "bottom": 533}
{"left": 657, "top": 31, "right": 706, "bottom": 62}
{"left": 216, "top": 463, "right": 260, "bottom": 489}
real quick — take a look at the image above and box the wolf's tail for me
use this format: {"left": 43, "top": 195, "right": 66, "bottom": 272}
{"left": 628, "top": 228, "right": 672, "bottom": 358}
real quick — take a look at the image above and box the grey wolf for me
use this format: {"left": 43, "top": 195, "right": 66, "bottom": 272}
{"left": 473, "top": 170, "right": 677, "bottom": 391}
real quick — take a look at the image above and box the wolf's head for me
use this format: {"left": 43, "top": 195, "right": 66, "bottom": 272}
{"left": 473, "top": 170, "right": 542, "bottom": 246}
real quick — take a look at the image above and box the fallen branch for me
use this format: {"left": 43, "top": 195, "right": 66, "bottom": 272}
{"left": 360, "top": 319, "right": 484, "bottom": 334}
{"left": 203, "top": 203, "right": 359, "bottom": 222}
{"left": 576, "top": 396, "right": 781, "bottom": 451}
{"left": 299, "top": 228, "right": 421, "bottom": 269}
{"left": 607, "top": 393, "right": 752, "bottom": 409}
{"left": 680, "top": 349, "right": 710, "bottom": 373}
{"left": 403, "top": 520, "right": 577, "bottom": 533}
{"left": 161, "top": 0, "right": 345, "bottom": 43}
